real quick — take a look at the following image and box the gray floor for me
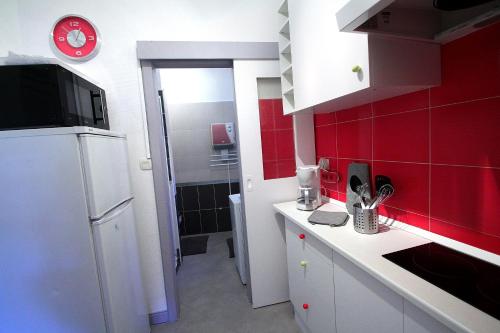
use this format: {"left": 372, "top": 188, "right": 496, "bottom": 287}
{"left": 152, "top": 232, "right": 301, "bottom": 333}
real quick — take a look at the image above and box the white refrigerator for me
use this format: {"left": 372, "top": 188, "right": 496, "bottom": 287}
{"left": 0, "top": 127, "right": 150, "bottom": 333}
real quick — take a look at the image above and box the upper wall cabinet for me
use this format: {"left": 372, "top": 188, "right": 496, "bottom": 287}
{"left": 278, "top": 0, "right": 441, "bottom": 114}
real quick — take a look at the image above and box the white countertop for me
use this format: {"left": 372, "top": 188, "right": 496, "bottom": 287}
{"left": 274, "top": 201, "right": 500, "bottom": 333}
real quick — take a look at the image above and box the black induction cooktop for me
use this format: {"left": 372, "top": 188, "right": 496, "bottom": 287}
{"left": 383, "top": 242, "right": 500, "bottom": 320}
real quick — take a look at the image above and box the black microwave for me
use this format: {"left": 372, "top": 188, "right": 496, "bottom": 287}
{"left": 0, "top": 64, "right": 109, "bottom": 130}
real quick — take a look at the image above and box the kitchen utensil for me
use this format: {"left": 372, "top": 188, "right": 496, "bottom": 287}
{"left": 353, "top": 203, "right": 379, "bottom": 234}
{"left": 350, "top": 176, "right": 368, "bottom": 208}
{"left": 375, "top": 175, "right": 392, "bottom": 192}
{"left": 369, "top": 183, "right": 395, "bottom": 209}
{"left": 346, "top": 163, "right": 371, "bottom": 214}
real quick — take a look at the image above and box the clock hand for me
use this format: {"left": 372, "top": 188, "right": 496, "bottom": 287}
{"left": 75, "top": 28, "right": 83, "bottom": 46}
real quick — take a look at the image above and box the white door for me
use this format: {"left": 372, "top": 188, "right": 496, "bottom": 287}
{"left": 92, "top": 200, "right": 150, "bottom": 333}
{"left": 79, "top": 134, "right": 134, "bottom": 219}
{"left": 233, "top": 60, "right": 299, "bottom": 308}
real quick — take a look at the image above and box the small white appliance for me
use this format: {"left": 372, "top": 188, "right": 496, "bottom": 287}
{"left": 296, "top": 165, "right": 321, "bottom": 211}
{"left": 0, "top": 127, "right": 150, "bottom": 333}
{"left": 229, "top": 193, "right": 247, "bottom": 285}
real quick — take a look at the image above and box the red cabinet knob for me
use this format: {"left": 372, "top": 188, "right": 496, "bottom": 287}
{"left": 303, "top": 303, "right": 309, "bottom": 310}
{"left": 299, "top": 234, "right": 305, "bottom": 239}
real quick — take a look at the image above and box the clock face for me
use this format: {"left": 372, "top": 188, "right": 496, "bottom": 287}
{"left": 51, "top": 15, "right": 100, "bottom": 61}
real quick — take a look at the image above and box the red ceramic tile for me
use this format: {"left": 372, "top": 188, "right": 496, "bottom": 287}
{"left": 430, "top": 165, "right": 500, "bottom": 237}
{"left": 321, "top": 189, "right": 338, "bottom": 200}
{"left": 274, "top": 100, "right": 293, "bottom": 130}
{"left": 373, "top": 109, "right": 429, "bottom": 162}
{"left": 378, "top": 205, "right": 429, "bottom": 230}
{"left": 430, "top": 218, "right": 500, "bottom": 255}
{"left": 337, "top": 158, "right": 372, "bottom": 194}
{"left": 430, "top": 22, "right": 500, "bottom": 106}
{"left": 336, "top": 103, "right": 372, "bottom": 122}
{"left": 314, "top": 124, "right": 336, "bottom": 158}
{"left": 258, "top": 99, "right": 275, "bottom": 130}
{"left": 372, "top": 161, "right": 429, "bottom": 216}
{"left": 277, "top": 159, "right": 296, "bottom": 178}
{"left": 373, "top": 90, "right": 429, "bottom": 116}
{"left": 337, "top": 118, "right": 372, "bottom": 160}
{"left": 431, "top": 97, "right": 500, "bottom": 168}
{"left": 276, "top": 129, "right": 295, "bottom": 160}
{"left": 260, "top": 130, "right": 276, "bottom": 162}
{"left": 314, "top": 113, "right": 335, "bottom": 126}
{"left": 273, "top": 98, "right": 284, "bottom": 115}
{"left": 263, "top": 161, "right": 278, "bottom": 180}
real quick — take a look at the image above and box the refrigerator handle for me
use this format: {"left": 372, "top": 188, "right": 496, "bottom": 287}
{"left": 91, "top": 199, "right": 133, "bottom": 225}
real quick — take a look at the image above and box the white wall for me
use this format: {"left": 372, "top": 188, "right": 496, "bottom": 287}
{"left": 1, "top": 0, "right": 281, "bottom": 314}
{"left": 160, "top": 68, "right": 235, "bottom": 104}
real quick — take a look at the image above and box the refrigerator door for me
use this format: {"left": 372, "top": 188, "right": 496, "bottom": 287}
{"left": 0, "top": 133, "right": 107, "bottom": 333}
{"left": 92, "top": 200, "right": 150, "bottom": 333}
{"left": 80, "top": 134, "right": 133, "bottom": 219}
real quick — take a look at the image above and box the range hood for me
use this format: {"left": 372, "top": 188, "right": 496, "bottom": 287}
{"left": 336, "top": 0, "right": 500, "bottom": 43}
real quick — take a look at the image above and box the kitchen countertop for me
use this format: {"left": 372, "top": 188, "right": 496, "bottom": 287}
{"left": 274, "top": 201, "right": 500, "bottom": 333}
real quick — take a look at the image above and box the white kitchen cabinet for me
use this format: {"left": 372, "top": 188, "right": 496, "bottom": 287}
{"left": 285, "top": 220, "right": 336, "bottom": 333}
{"left": 333, "top": 251, "right": 404, "bottom": 333}
{"left": 281, "top": 0, "right": 440, "bottom": 114}
{"left": 404, "top": 300, "right": 454, "bottom": 333}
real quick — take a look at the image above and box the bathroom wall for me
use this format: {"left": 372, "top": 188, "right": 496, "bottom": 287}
{"left": 161, "top": 68, "right": 239, "bottom": 185}
{"left": 314, "top": 22, "right": 500, "bottom": 255}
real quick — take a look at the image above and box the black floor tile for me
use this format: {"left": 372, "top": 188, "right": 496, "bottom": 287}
{"left": 183, "top": 211, "right": 201, "bottom": 235}
{"left": 216, "top": 208, "right": 232, "bottom": 232}
{"left": 200, "top": 209, "right": 218, "bottom": 233}
{"left": 181, "top": 186, "right": 199, "bottom": 211}
{"left": 214, "top": 183, "right": 230, "bottom": 208}
{"left": 198, "top": 184, "right": 216, "bottom": 210}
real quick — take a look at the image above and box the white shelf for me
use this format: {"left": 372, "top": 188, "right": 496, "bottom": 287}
{"left": 281, "top": 64, "right": 293, "bottom": 77}
{"left": 279, "top": 20, "right": 290, "bottom": 37}
{"left": 280, "top": 42, "right": 291, "bottom": 55}
{"left": 278, "top": 0, "right": 289, "bottom": 17}
{"left": 283, "top": 86, "right": 294, "bottom": 96}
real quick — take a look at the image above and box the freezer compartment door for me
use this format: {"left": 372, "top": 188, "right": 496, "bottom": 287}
{"left": 80, "top": 134, "right": 133, "bottom": 219}
{"left": 92, "top": 200, "right": 150, "bottom": 333}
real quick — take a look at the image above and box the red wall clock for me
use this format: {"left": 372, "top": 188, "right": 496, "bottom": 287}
{"left": 50, "top": 15, "right": 101, "bottom": 61}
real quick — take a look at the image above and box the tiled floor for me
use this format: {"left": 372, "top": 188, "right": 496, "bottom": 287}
{"left": 152, "top": 232, "right": 300, "bottom": 333}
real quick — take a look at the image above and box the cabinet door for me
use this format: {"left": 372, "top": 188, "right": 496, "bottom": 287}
{"left": 333, "top": 251, "right": 403, "bottom": 333}
{"left": 288, "top": 0, "right": 370, "bottom": 112}
{"left": 303, "top": 235, "right": 336, "bottom": 333}
{"left": 285, "top": 221, "right": 307, "bottom": 317}
{"left": 404, "top": 300, "right": 453, "bottom": 333}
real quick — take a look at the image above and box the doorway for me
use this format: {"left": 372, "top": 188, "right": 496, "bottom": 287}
{"left": 158, "top": 66, "right": 241, "bottom": 267}
{"left": 138, "top": 41, "right": 315, "bottom": 326}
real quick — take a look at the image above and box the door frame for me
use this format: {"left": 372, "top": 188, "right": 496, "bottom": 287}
{"left": 138, "top": 41, "right": 279, "bottom": 324}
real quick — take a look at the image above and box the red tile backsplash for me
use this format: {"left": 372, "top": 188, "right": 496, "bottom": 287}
{"left": 431, "top": 97, "right": 500, "bottom": 168}
{"left": 373, "top": 90, "right": 429, "bottom": 116}
{"left": 337, "top": 118, "right": 372, "bottom": 160}
{"left": 314, "top": 23, "right": 500, "bottom": 254}
{"left": 430, "top": 22, "right": 500, "bottom": 107}
{"left": 314, "top": 124, "right": 336, "bottom": 158}
{"left": 373, "top": 109, "right": 429, "bottom": 163}
{"left": 259, "top": 98, "right": 296, "bottom": 180}
{"left": 336, "top": 103, "right": 372, "bottom": 122}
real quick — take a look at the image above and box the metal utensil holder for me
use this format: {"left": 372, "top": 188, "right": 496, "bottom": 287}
{"left": 353, "top": 203, "right": 379, "bottom": 234}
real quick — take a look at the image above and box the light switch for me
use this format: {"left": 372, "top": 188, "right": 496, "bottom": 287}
{"left": 139, "top": 159, "right": 152, "bottom": 170}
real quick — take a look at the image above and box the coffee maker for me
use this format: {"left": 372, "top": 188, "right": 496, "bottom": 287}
{"left": 296, "top": 165, "right": 321, "bottom": 211}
